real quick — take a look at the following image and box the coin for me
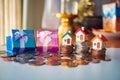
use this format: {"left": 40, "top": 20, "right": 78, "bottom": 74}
{"left": 67, "top": 60, "right": 78, "bottom": 67}
{"left": 46, "top": 61, "right": 60, "bottom": 66}
{"left": 28, "top": 61, "right": 45, "bottom": 66}
{"left": 40, "top": 53, "right": 50, "bottom": 58}
{"left": 16, "top": 53, "right": 33, "bottom": 60}
{"left": 92, "top": 58, "right": 100, "bottom": 63}
{"left": 15, "top": 59, "right": 28, "bottom": 64}
{"left": 104, "top": 56, "right": 111, "bottom": 61}
{"left": 46, "top": 56, "right": 61, "bottom": 66}
{"left": 61, "top": 59, "right": 78, "bottom": 67}
{"left": 1, "top": 56, "right": 16, "bottom": 62}
{"left": 15, "top": 53, "right": 33, "bottom": 64}
{"left": 60, "top": 45, "right": 73, "bottom": 56}
{"left": 61, "top": 59, "right": 72, "bottom": 67}
{"left": 76, "top": 58, "right": 89, "bottom": 65}
{"left": 75, "top": 42, "right": 89, "bottom": 58}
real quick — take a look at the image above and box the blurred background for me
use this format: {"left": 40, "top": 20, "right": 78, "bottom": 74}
{"left": 0, "top": 0, "right": 116, "bottom": 46}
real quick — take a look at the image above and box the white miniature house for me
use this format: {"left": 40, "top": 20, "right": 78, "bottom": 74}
{"left": 62, "top": 31, "right": 72, "bottom": 45}
{"left": 75, "top": 27, "right": 89, "bottom": 42}
{"left": 91, "top": 34, "right": 107, "bottom": 50}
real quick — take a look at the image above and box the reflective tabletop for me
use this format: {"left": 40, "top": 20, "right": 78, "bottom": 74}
{"left": 0, "top": 48, "right": 120, "bottom": 80}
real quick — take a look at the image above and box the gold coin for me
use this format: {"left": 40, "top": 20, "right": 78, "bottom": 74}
{"left": 92, "top": 58, "right": 100, "bottom": 63}
{"left": 76, "top": 59, "right": 89, "bottom": 65}
{"left": 28, "top": 61, "right": 45, "bottom": 66}
{"left": 46, "top": 61, "right": 60, "bottom": 66}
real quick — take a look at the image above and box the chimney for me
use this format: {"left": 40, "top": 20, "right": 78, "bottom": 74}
{"left": 68, "top": 31, "right": 71, "bottom": 33}
{"left": 81, "top": 27, "right": 85, "bottom": 30}
{"left": 98, "top": 34, "right": 102, "bottom": 38}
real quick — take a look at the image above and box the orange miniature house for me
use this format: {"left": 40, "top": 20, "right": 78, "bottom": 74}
{"left": 75, "top": 27, "right": 89, "bottom": 42}
{"left": 91, "top": 34, "right": 107, "bottom": 50}
{"left": 62, "top": 31, "right": 72, "bottom": 45}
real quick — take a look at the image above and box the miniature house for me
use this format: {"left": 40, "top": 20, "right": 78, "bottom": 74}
{"left": 75, "top": 27, "right": 89, "bottom": 42}
{"left": 62, "top": 31, "right": 72, "bottom": 45}
{"left": 91, "top": 34, "right": 107, "bottom": 50}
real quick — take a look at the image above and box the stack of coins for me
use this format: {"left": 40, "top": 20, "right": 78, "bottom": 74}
{"left": 2, "top": 56, "right": 16, "bottom": 62}
{"left": 28, "top": 56, "right": 45, "bottom": 66}
{"left": 92, "top": 58, "right": 100, "bottom": 63}
{"left": 39, "top": 53, "right": 51, "bottom": 58}
{"left": 75, "top": 42, "right": 89, "bottom": 57}
{"left": 60, "top": 45, "right": 73, "bottom": 57}
{"left": 46, "top": 54, "right": 61, "bottom": 66}
{"left": 61, "top": 58, "right": 78, "bottom": 67}
{"left": 91, "top": 48, "right": 106, "bottom": 60}
{"left": 15, "top": 53, "right": 33, "bottom": 64}
{"left": 76, "top": 58, "right": 89, "bottom": 65}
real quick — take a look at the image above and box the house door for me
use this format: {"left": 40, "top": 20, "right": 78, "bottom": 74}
{"left": 97, "top": 42, "right": 100, "bottom": 48}
{"left": 80, "top": 35, "right": 83, "bottom": 41}
{"left": 67, "top": 39, "right": 70, "bottom": 44}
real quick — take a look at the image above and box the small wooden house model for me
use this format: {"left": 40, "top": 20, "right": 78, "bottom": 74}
{"left": 62, "top": 31, "right": 72, "bottom": 45}
{"left": 75, "top": 27, "right": 89, "bottom": 42}
{"left": 91, "top": 34, "right": 107, "bottom": 50}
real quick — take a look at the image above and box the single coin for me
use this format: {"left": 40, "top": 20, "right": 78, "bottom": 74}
{"left": 46, "top": 56, "right": 60, "bottom": 66}
{"left": 67, "top": 60, "right": 78, "bottom": 67}
{"left": 104, "top": 56, "right": 111, "bottom": 61}
{"left": 61, "top": 59, "right": 78, "bottom": 67}
{"left": 46, "top": 61, "right": 60, "bottom": 66}
{"left": 28, "top": 61, "right": 45, "bottom": 66}
{"left": 2, "top": 56, "right": 16, "bottom": 62}
{"left": 76, "top": 59, "right": 89, "bottom": 65}
{"left": 41, "top": 53, "right": 50, "bottom": 58}
{"left": 15, "top": 59, "right": 28, "bottom": 64}
{"left": 92, "top": 58, "right": 100, "bottom": 63}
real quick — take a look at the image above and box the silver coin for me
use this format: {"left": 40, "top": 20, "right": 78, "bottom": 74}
{"left": 104, "top": 56, "right": 111, "bottom": 61}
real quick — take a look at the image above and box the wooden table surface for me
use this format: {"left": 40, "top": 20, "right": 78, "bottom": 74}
{"left": 106, "top": 40, "right": 120, "bottom": 48}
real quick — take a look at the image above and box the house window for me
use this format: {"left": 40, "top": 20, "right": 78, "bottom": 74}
{"left": 64, "top": 39, "right": 67, "bottom": 42}
{"left": 97, "top": 42, "right": 100, "bottom": 48}
{"left": 67, "top": 39, "right": 70, "bottom": 44}
{"left": 94, "top": 43, "right": 96, "bottom": 46}
{"left": 80, "top": 35, "right": 83, "bottom": 40}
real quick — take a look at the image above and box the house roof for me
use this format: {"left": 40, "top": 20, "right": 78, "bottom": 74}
{"left": 91, "top": 34, "right": 108, "bottom": 42}
{"left": 75, "top": 27, "right": 89, "bottom": 35}
{"left": 62, "top": 32, "right": 72, "bottom": 38}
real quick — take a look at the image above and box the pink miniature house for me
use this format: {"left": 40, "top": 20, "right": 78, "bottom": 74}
{"left": 62, "top": 31, "right": 72, "bottom": 45}
{"left": 91, "top": 34, "right": 107, "bottom": 50}
{"left": 75, "top": 27, "right": 89, "bottom": 42}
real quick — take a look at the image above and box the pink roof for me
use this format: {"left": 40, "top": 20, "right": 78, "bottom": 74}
{"left": 75, "top": 27, "right": 89, "bottom": 35}
{"left": 91, "top": 35, "right": 108, "bottom": 42}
